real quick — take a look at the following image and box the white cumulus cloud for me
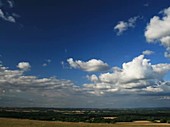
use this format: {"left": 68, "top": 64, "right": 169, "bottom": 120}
{"left": 0, "top": 57, "right": 170, "bottom": 107}
{"left": 83, "top": 55, "right": 170, "bottom": 95}
{"left": 17, "top": 62, "right": 31, "bottom": 71}
{"left": 145, "top": 6, "right": 170, "bottom": 58}
{"left": 87, "top": 74, "right": 99, "bottom": 82}
{"left": 67, "top": 58, "right": 110, "bottom": 72}
{"left": 114, "top": 16, "right": 140, "bottom": 35}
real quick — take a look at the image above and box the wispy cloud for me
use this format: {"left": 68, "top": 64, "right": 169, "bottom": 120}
{"left": 142, "top": 50, "right": 154, "bottom": 55}
{"left": 0, "top": 0, "right": 19, "bottom": 23}
{"left": 0, "top": 61, "right": 83, "bottom": 107}
{"left": 0, "top": 0, "right": 2, "bottom": 7}
{"left": 67, "top": 58, "right": 110, "bottom": 72}
{"left": 42, "top": 59, "right": 51, "bottom": 67}
{"left": 61, "top": 61, "right": 68, "bottom": 69}
{"left": 0, "top": 9, "right": 15, "bottom": 22}
{"left": 7, "top": 0, "right": 14, "bottom": 8}
{"left": 144, "top": 3, "right": 149, "bottom": 7}
{"left": 145, "top": 6, "right": 170, "bottom": 58}
{"left": 114, "top": 16, "right": 140, "bottom": 35}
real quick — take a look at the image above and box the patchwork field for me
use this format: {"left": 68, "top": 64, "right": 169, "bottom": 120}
{"left": 0, "top": 118, "right": 169, "bottom": 127}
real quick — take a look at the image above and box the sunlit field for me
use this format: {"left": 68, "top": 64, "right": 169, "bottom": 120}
{"left": 0, "top": 118, "right": 169, "bottom": 127}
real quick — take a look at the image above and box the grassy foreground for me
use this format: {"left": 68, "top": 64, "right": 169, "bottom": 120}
{"left": 0, "top": 118, "right": 169, "bottom": 127}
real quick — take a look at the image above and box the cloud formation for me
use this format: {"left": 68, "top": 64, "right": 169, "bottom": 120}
{"left": 114, "top": 16, "right": 140, "bottom": 35}
{"left": 42, "top": 59, "right": 51, "bottom": 67}
{"left": 145, "top": 6, "right": 170, "bottom": 58}
{"left": 0, "top": 62, "right": 82, "bottom": 106}
{"left": 0, "top": 9, "right": 15, "bottom": 22}
{"left": 0, "top": 0, "right": 18, "bottom": 23}
{"left": 87, "top": 74, "right": 98, "bottom": 82}
{"left": 84, "top": 55, "right": 170, "bottom": 95}
{"left": 0, "top": 57, "right": 170, "bottom": 107}
{"left": 144, "top": 3, "right": 149, "bottom": 7}
{"left": 7, "top": 0, "right": 14, "bottom": 8}
{"left": 67, "top": 58, "right": 110, "bottom": 72}
{"left": 17, "top": 62, "right": 31, "bottom": 71}
{"left": 142, "top": 50, "right": 154, "bottom": 55}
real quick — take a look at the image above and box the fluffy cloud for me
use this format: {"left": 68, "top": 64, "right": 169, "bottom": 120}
{"left": 145, "top": 7, "right": 170, "bottom": 43}
{"left": 0, "top": 57, "right": 170, "bottom": 107}
{"left": 114, "top": 16, "right": 140, "bottom": 35}
{"left": 83, "top": 55, "right": 170, "bottom": 95}
{"left": 67, "top": 55, "right": 170, "bottom": 96}
{"left": 87, "top": 74, "right": 99, "bottom": 82}
{"left": 67, "top": 58, "right": 110, "bottom": 72}
{"left": 142, "top": 50, "right": 154, "bottom": 55}
{"left": 145, "top": 6, "right": 170, "bottom": 58}
{"left": 17, "top": 62, "right": 31, "bottom": 71}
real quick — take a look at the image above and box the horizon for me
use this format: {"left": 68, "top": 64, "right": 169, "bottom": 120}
{"left": 0, "top": 0, "right": 170, "bottom": 108}
{"left": 1, "top": 106, "right": 170, "bottom": 109}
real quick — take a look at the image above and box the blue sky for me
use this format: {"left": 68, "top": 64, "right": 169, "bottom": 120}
{"left": 0, "top": 0, "right": 170, "bottom": 108}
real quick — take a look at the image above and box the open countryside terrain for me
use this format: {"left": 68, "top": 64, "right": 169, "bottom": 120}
{"left": 0, "top": 108, "right": 170, "bottom": 123}
{"left": 0, "top": 118, "right": 170, "bottom": 127}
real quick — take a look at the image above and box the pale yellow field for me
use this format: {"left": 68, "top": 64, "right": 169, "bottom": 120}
{"left": 0, "top": 118, "right": 169, "bottom": 127}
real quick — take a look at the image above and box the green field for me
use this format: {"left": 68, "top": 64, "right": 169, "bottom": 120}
{"left": 0, "top": 118, "right": 169, "bottom": 127}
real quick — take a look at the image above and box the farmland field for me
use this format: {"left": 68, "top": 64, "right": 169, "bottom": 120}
{"left": 0, "top": 108, "right": 170, "bottom": 124}
{"left": 0, "top": 118, "right": 169, "bottom": 127}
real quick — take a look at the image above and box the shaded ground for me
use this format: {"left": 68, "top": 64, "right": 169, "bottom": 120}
{"left": 0, "top": 118, "right": 169, "bottom": 127}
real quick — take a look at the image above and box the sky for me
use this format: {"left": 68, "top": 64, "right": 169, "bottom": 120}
{"left": 0, "top": 0, "right": 170, "bottom": 108}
